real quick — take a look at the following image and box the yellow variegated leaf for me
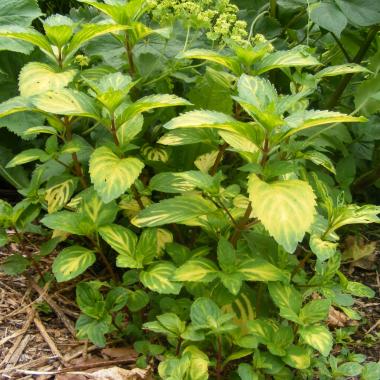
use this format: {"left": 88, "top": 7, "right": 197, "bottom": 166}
{"left": 34, "top": 89, "right": 100, "bottom": 119}
{"left": 299, "top": 325, "right": 333, "bottom": 356}
{"left": 98, "top": 224, "right": 139, "bottom": 268}
{"left": 45, "top": 178, "right": 78, "bottom": 213}
{"left": 176, "top": 49, "right": 241, "bottom": 74}
{"left": 248, "top": 175, "right": 316, "bottom": 253}
{"left": 140, "top": 262, "right": 182, "bottom": 294}
{"left": 174, "top": 258, "right": 219, "bottom": 282}
{"left": 19, "top": 62, "right": 77, "bottom": 97}
{"left": 89, "top": 146, "right": 144, "bottom": 203}
{"left": 52, "top": 245, "right": 96, "bottom": 282}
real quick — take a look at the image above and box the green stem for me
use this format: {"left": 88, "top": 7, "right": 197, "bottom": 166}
{"left": 209, "top": 142, "right": 228, "bottom": 176}
{"left": 183, "top": 26, "right": 191, "bottom": 52}
{"left": 270, "top": 0, "right": 277, "bottom": 18}
{"left": 64, "top": 117, "right": 88, "bottom": 189}
{"left": 125, "top": 32, "right": 136, "bottom": 77}
{"left": 327, "top": 26, "right": 379, "bottom": 109}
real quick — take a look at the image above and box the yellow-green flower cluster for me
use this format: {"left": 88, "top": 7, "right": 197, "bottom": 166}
{"left": 149, "top": 0, "right": 247, "bottom": 44}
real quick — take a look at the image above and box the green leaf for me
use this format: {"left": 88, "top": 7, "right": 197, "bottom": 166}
{"left": 346, "top": 281, "right": 375, "bottom": 298}
{"left": 177, "top": 49, "right": 241, "bottom": 74}
{"left": 45, "top": 178, "right": 77, "bottom": 213}
{"left": 268, "top": 283, "right": 302, "bottom": 323}
{"left": 248, "top": 175, "right": 316, "bottom": 253}
{"left": 316, "top": 64, "right": 369, "bottom": 78}
{"left": 255, "top": 47, "right": 320, "bottom": 75}
{"left": 76, "top": 314, "right": 111, "bottom": 347}
{"left": 19, "top": 62, "right": 77, "bottom": 97}
{"left": 335, "top": 0, "right": 380, "bottom": 27}
{"left": 299, "top": 325, "right": 333, "bottom": 356}
{"left": 299, "top": 299, "right": 330, "bottom": 324}
{"left": 238, "top": 363, "right": 258, "bottom": 380}
{"left": 238, "top": 258, "right": 289, "bottom": 282}
{"left": 337, "top": 362, "right": 363, "bottom": 377}
{"left": 217, "top": 238, "right": 236, "bottom": 273}
{"left": 361, "top": 362, "right": 380, "bottom": 380}
{"left": 237, "top": 74, "right": 277, "bottom": 111}
{"left": 34, "top": 89, "right": 100, "bottom": 119}
{"left": 158, "top": 128, "right": 219, "bottom": 146}
{"left": 126, "top": 289, "right": 149, "bottom": 312}
{"left": 0, "top": 26, "right": 55, "bottom": 60}
{"left": 64, "top": 23, "right": 130, "bottom": 62}
{"left": 330, "top": 204, "right": 380, "bottom": 233}
{"left": 144, "top": 313, "right": 186, "bottom": 338}
{"left": 89, "top": 146, "right": 144, "bottom": 203}
{"left": 132, "top": 195, "right": 217, "bottom": 227}
{"left": 310, "top": 2, "right": 347, "bottom": 38}
{"left": 98, "top": 224, "right": 139, "bottom": 268}
{"left": 283, "top": 110, "right": 366, "bottom": 138}
{"left": 140, "top": 262, "right": 182, "bottom": 295}
{"left": 283, "top": 345, "right": 311, "bottom": 369}
{"left": 190, "top": 297, "right": 228, "bottom": 330}
{"left": 174, "top": 258, "right": 219, "bottom": 282}
{"left": 1, "top": 254, "right": 29, "bottom": 275}
{"left": 150, "top": 171, "right": 216, "bottom": 194}
{"left": 6, "top": 148, "right": 49, "bottom": 168}
{"left": 121, "top": 94, "right": 191, "bottom": 121}
{"left": 42, "top": 189, "right": 118, "bottom": 235}
{"left": 0, "top": 0, "right": 42, "bottom": 26}
{"left": 52, "top": 246, "right": 96, "bottom": 282}
{"left": 163, "top": 110, "right": 262, "bottom": 147}
{"left": 43, "top": 14, "right": 74, "bottom": 48}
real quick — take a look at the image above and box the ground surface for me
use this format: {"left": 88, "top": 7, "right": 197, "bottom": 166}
{"left": 0, "top": 235, "right": 379, "bottom": 379}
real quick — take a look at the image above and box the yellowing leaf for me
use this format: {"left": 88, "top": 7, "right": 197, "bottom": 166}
{"left": 52, "top": 245, "right": 96, "bottom": 282}
{"left": 19, "top": 62, "right": 77, "bottom": 97}
{"left": 140, "top": 262, "right": 182, "bottom": 295}
{"left": 45, "top": 178, "right": 77, "bottom": 213}
{"left": 89, "top": 146, "right": 144, "bottom": 203}
{"left": 174, "top": 258, "right": 219, "bottom": 282}
{"left": 299, "top": 325, "right": 333, "bottom": 356}
{"left": 248, "top": 175, "right": 316, "bottom": 253}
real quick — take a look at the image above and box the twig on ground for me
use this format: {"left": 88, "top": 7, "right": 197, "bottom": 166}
{"left": 33, "top": 312, "right": 64, "bottom": 362}
{"left": 29, "top": 279, "right": 76, "bottom": 338}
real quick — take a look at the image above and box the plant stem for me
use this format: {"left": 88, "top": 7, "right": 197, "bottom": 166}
{"left": 175, "top": 338, "right": 182, "bottom": 356}
{"left": 327, "top": 26, "right": 379, "bottom": 109}
{"left": 91, "top": 235, "right": 118, "bottom": 283}
{"left": 351, "top": 164, "right": 380, "bottom": 193}
{"left": 64, "top": 117, "right": 88, "bottom": 189}
{"left": 229, "top": 203, "right": 252, "bottom": 247}
{"left": 291, "top": 250, "right": 313, "bottom": 279}
{"left": 270, "top": 0, "right": 277, "bottom": 18}
{"left": 131, "top": 184, "right": 145, "bottom": 210}
{"left": 331, "top": 33, "right": 351, "bottom": 62}
{"left": 210, "top": 143, "right": 228, "bottom": 176}
{"left": 125, "top": 32, "right": 135, "bottom": 77}
{"left": 110, "top": 116, "right": 120, "bottom": 147}
{"left": 215, "top": 335, "right": 223, "bottom": 380}
{"left": 183, "top": 26, "right": 191, "bottom": 52}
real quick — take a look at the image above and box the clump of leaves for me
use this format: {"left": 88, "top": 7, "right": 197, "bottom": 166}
{"left": 0, "top": 0, "right": 379, "bottom": 379}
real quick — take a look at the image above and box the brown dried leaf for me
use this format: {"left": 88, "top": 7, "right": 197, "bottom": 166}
{"left": 90, "top": 367, "right": 151, "bottom": 380}
{"left": 327, "top": 306, "right": 349, "bottom": 328}
{"left": 101, "top": 347, "right": 138, "bottom": 360}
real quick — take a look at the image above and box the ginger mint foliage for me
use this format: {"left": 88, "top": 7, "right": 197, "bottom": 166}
{"left": 0, "top": 0, "right": 379, "bottom": 379}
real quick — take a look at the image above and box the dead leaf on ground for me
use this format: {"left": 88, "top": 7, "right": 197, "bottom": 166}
{"left": 90, "top": 367, "right": 152, "bottom": 380}
{"left": 342, "top": 235, "right": 377, "bottom": 273}
{"left": 101, "top": 347, "right": 138, "bottom": 360}
{"left": 327, "top": 306, "right": 349, "bottom": 328}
